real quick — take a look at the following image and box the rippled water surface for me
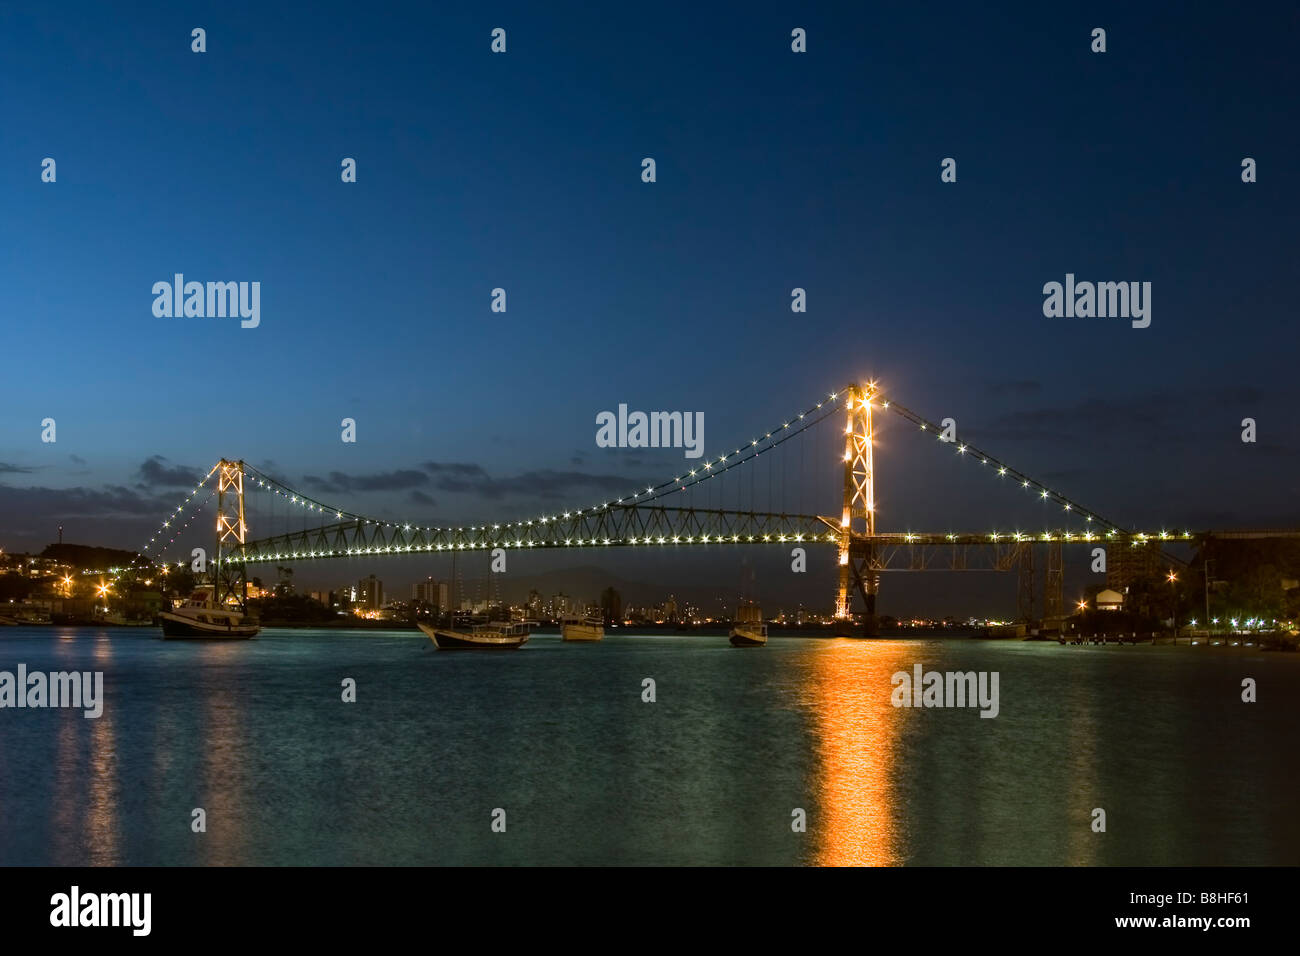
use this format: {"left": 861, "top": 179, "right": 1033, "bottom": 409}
{"left": 1, "top": 626, "right": 1296, "bottom": 865}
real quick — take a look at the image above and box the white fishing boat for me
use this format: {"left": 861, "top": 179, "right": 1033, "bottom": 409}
{"left": 729, "top": 603, "right": 768, "bottom": 646}
{"left": 159, "top": 590, "right": 260, "bottom": 639}
{"left": 560, "top": 614, "right": 605, "bottom": 642}
{"left": 419, "top": 619, "right": 530, "bottom": 650}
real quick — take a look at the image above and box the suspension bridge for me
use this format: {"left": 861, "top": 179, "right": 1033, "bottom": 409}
{"left": 122, "top": 382, "right": 1265, "bottom": 635}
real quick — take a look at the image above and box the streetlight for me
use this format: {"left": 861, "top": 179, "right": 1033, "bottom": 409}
{"left": 1167, "top": 570, "right": 1178, "bottom": 643}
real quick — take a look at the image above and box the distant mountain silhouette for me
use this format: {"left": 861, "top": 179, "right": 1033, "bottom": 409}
{"left": 40, "top": 542, "right": 142, "bottom": 571}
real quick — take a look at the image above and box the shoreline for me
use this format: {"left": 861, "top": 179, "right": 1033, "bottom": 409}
{"left": 3, "top": 619, "right": 1294, "bottom": 649}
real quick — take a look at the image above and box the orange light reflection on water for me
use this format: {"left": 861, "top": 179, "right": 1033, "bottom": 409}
{"left": 84, "top": 634, "right": 119, "bottom": 864}
{"left": 197, "top": 641, "right": 249, "bottom": 865}
{"left": 808, "top": 640, "right": 913, "bottom": 866}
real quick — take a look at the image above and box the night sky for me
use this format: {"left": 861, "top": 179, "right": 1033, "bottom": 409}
{"left": 2, "top": 2, "right": 1297, "bottom": 614}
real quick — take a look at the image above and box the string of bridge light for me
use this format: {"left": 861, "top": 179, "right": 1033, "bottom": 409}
{"left": 612, "top": 391, "right": 846, "bottom": 509}
{"left": 143, "top": 464, "right": 219, "bottom": 547}
{"left": 874, "top": 393, "right": 1130, "bottom": 534}
{"left": 235, "top": 384, "right": 1157, "bottom": 548}
{"left": 240, "top": 388, "right": 852, "bottom": 536}
{"left": 122, "top": 489, "right": 219, "bottom": 580}
{"left": 237, "top": 527, "right": 1197, "bottom": 563}
{"left": 112, "top": 464, "right": 221, "bottom": 578}
{"left": 115, "top": 489, "right": 219, "bottom": 578}
{"left": 243, "top": 465, "right": 373, "bottom": 524}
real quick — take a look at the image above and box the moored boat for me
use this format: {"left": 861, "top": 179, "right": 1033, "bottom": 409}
{"left": 419, "top": 619, "right": 529, "bottom": 650}
{"left": 159, "top": 591, "right": 260, "bottom": 639}
{"left": 729, "top": 603, "right": 768, "bottom": 646}
{"left": 729, "top": 623, "right": 768, "bottom": 646}
{"left": 560, "top": 614, "right": 605, "bottom": 642}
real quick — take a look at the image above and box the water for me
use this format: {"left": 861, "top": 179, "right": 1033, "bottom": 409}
{"left": 1, "top": 625, "right": 1296, "bottom": 866}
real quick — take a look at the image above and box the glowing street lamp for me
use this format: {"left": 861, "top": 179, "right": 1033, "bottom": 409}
{"left": 1167, "top": 570, "right": 1178, "bottom": 642}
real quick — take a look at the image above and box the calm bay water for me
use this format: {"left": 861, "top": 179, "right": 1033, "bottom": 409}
{"left": 0, "top": 625, "right": 1296, "bottom": 866}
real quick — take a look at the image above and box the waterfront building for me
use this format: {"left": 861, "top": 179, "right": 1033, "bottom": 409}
{"left": 1106, "top": 541, "right": 1162, "bottom": 592}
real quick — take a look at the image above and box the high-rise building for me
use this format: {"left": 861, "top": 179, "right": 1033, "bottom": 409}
{"left": 551, "top": 592, "right": 573, "bottom": 617}
{"left": 411, "top": 579, "right": 450, "bottom": 612}
{"left": 358, "top": 574, "right": 383, "bottom": 609}
{"left": 1107, "top": 542, "right": 1163, "bottom": 593}
{"left": 412, "top": 577, "right": 441, "bottom": 606}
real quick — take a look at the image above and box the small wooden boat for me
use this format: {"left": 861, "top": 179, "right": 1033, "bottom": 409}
{"left": 729, "top": 623, "right": 768, "bottom": 646}
{"left": 560, "top": 614, "right": 604, "bottom": 642}
{"left": 159, "top": 591, "right": 260, "bottom": 639}
{"left": 419, "top": 619, "right": 529, "bottom": 650}
{"left": 729, "top": 604, "right": 767, "bottom": 646}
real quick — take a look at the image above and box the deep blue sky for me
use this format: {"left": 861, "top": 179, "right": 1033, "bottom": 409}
{"left": 1, "top": 2, "right": 1297, "bottom": 613}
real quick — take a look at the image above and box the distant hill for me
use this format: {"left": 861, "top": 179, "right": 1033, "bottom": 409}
{"left": 39, "top": 543, "right": 143, "bottom": 571}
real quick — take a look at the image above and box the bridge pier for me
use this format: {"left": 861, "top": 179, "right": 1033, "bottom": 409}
{"left": 834, "top": 383, "right": 881, "bottom": 637}
{"left": 214, "top": 459, "right": 250, "bottom": 611}
{"left": 832, "top": 608, "right": 879, "bottom": 638}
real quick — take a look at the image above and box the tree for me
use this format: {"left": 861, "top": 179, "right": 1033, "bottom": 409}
{"left": 167, "top": 567, "right": 198, "bottom": 598}
{"left": 1221, "top": 563, "right": 1284, "bottom": 622}
{"left": 0, "top": 573, "right": 31, "bottom": 602}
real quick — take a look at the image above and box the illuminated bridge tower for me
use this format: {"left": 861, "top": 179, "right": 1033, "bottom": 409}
{"left": 214, "top": 458, "right": 250, "bottom": 610}
{"left": 835, "top": 383, "right": 880, "bottom": 636}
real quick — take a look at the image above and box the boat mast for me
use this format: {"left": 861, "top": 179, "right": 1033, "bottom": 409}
{"left": 450, "top": 549, "right": 457, "bottom": 625}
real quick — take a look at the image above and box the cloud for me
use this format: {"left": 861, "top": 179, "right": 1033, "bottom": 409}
{"left": 420, "top": 462, "right": 491, "bottom": 478}
{"left": 1254, "top": 441, "right": 1300, "bottom": 459}
{"left": 0, "top": 462, "right": 34, "bottom": 474}
{"left": 253, "top": 459, "right": 291, "bottom": 485}
{"left": 972, "top": 398, "right": 1131, "bottom": 442}
{"left": 987, "top": 380, "right": 1043, "bottom": 398}
{"left": 975, "top": 387, "right": 1271, "bottom": 443}
{"left": 300, "top": 469, "right": 431, "bottom": 494}
{"left": 137, "top": 455, "right": 202, "bottom": 488}
{"left": 0, "top": 482, "right": 173, "bottom": 519}
{"left": 408, "top": 490, "right": 437, "bottom": 506}
{"left": 1038, "top": 467, "right": 1089, "bottom": 483}
{"left": 419, "top": 461, "right": 635, "bottom": 500}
